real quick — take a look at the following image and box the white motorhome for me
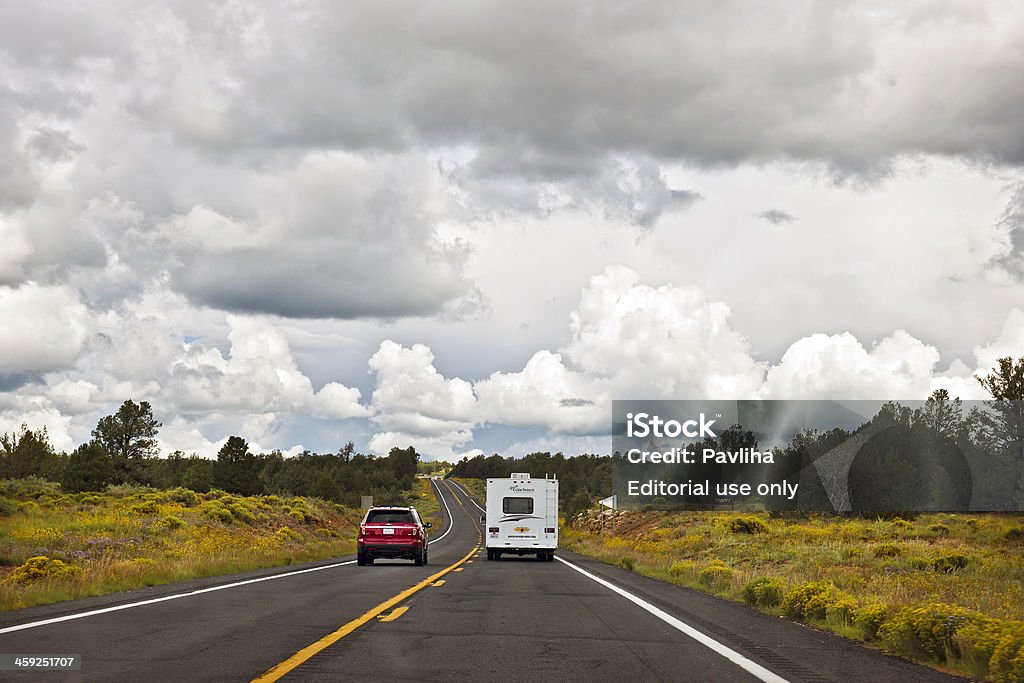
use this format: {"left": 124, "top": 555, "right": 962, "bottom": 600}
{"left": 483, "top": 473, "right": 558, "bottom": 561}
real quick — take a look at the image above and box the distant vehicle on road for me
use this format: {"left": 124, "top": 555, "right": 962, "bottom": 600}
{"left": 357, "top": 506, "right": 431, "bottom": 566}
{"left": 484, "top": 473, "right": 558, "bottom": 561}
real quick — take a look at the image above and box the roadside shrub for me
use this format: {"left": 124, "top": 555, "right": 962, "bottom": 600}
{"left": 156, "top": 515, "right": 185, "bottom": 530}
{"left": 201, "top": 502, "right": 233, "bottom": 524}
{"left": 619, "top": 556, "right": 635, "bottom": 571}
{"left": 965, "top": 518, "right": 980, "bottom": 532}
{"left": 932, "top": 554, "right": 969, "bottom": 573}
{"left": 4, "top": 556, "right": 79, "bottom": 585}
{"left": 698, "top": 561, "right": 734, "bottom": 591}
{"left": 825, "top": 594, "right": 858, "bottom": 628}
{"left": 164, "top": 487, "right": 200, "bottom": 507}
{"left": 873, "top": 543, "right": 902, "bottom": 558}
{"left": 18, "top": 501, "right": 39, "bottom": 513}
{"left": 908, "top": 556, "right": 931, "bottom": 571}
{"left": 891, "top": 518, "right": 913, "bottom": 530}
{"left": 226, "top": 501, "right": 260, "bottom": 525}
{"left": 990, "top": 622, "right": 1024, "bottom": 683}
{"left": 954, "top": 617, "right": 1005, "bottom": 679}
{"left": 729, "top": 516, "right": 770, "bottom": 535}
{"left": 856, "top": 604, "right": 889, "bottom": 641}
{"left": 0, "top": 496, "right": 17, "bottom": 516}
{"left": 1005, "top": 528, "right": 1024, "bottom": 543}
{"left": 77, "top": 494, "right": 103, "bottom": 507}
{"left": 129, "top": 500, "right": 158, "bottom": 516}
{"left": 669, "top": 560, "right": 696, "bottom": 578}
{"left": 741, "top": 577, "right": 785, "bottom": 608}
{"left": 878, "top": 603, "right": 983, "bottom": 661}
{"left": 928, "top": 523, "right": 951, "bottom": 535}
{"left": 275, "top": 526, "right": 303, "bottom": 543}
{"left": 782, "top": 582, "right": 842, "bottom": 621}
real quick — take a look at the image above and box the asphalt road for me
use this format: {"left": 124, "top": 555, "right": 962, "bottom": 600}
{"left": 0, "top": 480, "right": 964, "bottom": 682}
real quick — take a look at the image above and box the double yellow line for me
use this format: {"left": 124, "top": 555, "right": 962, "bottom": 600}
{"left": 252, "top": 543, "right": 478, "bottom": 682}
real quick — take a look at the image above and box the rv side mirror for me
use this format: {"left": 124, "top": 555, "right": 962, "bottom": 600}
{"left": 480, "top": 515, "right": 486, "bottom": 524}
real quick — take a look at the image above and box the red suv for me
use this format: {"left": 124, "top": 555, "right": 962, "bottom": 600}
{"left": 357, "top": 506, "right": 431, "bottom": 566}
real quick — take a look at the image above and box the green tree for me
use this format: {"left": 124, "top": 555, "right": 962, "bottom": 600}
{"left": 914, "top": 389, "right": 965, "bottom": 440}
{"left": 60, "top": 442, "right": 114, "bottom": 493}
{"left": 214, "top": 436, "right": 262, "bottom": 495}
{"left": 974, "top": 357, "right": 1024, "bottom": 498}
{"left": 92, "top": 400, "right": 161, "bottom": 483}
{"left": 0, "top": 424, "right": 61, "bottom": 480}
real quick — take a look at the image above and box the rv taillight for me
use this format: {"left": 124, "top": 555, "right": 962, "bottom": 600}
{"left": 545, "top": 527, "right": 555, "bottom": 533}
{"left": 488, "top": 527, "right": 499, "bottom": 533}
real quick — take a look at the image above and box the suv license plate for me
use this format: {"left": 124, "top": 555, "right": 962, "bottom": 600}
{"left": 382, "top": 528, "right": 394, "bottom": 535}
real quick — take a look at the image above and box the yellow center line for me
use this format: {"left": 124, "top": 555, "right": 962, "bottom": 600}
{"left": 251, "top": 544, "right": 479, "bottom": 682}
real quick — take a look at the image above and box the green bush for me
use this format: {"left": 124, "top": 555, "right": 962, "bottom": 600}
{"left": 855, "top": 604, "right": 889, "bottom": 641}
{"left": 164, "top": 487, "right": 200, "bottom": 507}
{"left": 275, "top": 526, "right": 303, "bottom": 543}
{"left": 954, "top": 617, "right": 1005, "bottom": 679}
{"left": 928, "top": 523, "right": 951, "bottom": 535}
{"left": 619, "top": 556, "right": 635, "bottom": 571}
{"left": 989, "top": 622, "right": 1024, "bottom": 683}
{"left": 3, "top": 556, "right": 79, "bottom": 585}
{"left": 878, "top": 602, "right": 983, "bottom": 661}
{"left": 156, "top": 515, "right": 185, "bottom": 530}
{"left": 873, "top": 543, "right": 902, "bottom": 558}
{"left": 201, "top": 502, "right": 233, "bottom": 524}
{"left": 741, "top": 577, "right": 785, "bottom": 607}
{"left": 932, "top": 554, "right": 969, "bottom": 573}
{"left": 729, "top": 516, "right": 770, "bottom": 535}
{"left": 698, "top": 561, "right": 734, "bottom": 591}
{"left": 669, "top": 560, "right": 695, "bottom": 578}
{"left": 129, "top": 500, "right": 158, "bottom": 516}
{"left": 1005, "top": 528, "right": 1024, "bottom": 543}
{"left": 891, "top": 518, "right": 913, "bottom": 530}
{"left": 781, "top": 582, "right": 851, "bottom": 621}
{"left": 0, "top": 496, "right": 17, "bottom": 516}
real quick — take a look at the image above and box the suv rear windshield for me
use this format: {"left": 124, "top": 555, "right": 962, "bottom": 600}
{"left": 366, "top": 510, "right": 415, "bottom": 524}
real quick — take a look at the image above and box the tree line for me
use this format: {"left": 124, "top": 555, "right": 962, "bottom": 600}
{"left": 0, "top": 401, "right": 418, "bottom": 506}
{"left": 448, "top": 357, "right": 1024, "bottom": 515}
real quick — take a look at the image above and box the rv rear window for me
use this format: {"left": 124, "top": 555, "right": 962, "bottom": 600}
{"left": 503, "top": 497, "right": 533, "bottom": 514}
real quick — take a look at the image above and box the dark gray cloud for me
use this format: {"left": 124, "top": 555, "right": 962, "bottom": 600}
{"left": 994, "top": 186, "right": 1024, "bottom": 278}
{"left": 106, "top": 2, "right": 1024, "bottom": 176}
{"left": 758, "top": 209, "right": 795, "bottom": 224}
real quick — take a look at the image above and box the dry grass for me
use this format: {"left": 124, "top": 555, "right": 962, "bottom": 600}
{"left": 0, "top": 479, "right": 362, "bottom": 611}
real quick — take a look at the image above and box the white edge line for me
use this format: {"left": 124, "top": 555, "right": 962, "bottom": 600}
{"left": 554, "top": 556, "right": 789, "bottom": 683}
{"left": 427, "top": 478, "right": 455, "bottom": 545}
{"left": 448, "top": 480, "right": 485, "bottom": 512}
{"left": 0, "top": 560, "right": 355, "bottom": 635}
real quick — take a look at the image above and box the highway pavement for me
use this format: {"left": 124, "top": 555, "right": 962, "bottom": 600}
{"left": 0, "top": 480, "right": 964, "bottom": 682}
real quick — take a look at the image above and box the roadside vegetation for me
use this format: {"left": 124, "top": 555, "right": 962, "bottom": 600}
{"left": 0, "top": 478, "right": 362, "bottom": 611}
{"left": 563, "top": 509, "right": 1024, "bottom": 682}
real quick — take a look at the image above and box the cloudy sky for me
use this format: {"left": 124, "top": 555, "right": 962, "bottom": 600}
{"left": 2, "top": 1, "right": 1024, "bottom": 460}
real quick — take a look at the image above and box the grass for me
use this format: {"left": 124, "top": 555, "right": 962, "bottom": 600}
{"left": 413, "top": 477, "right": 444, "bottom": 533}
{"left": 563, "top": 508, "right": 1024, "bottom": 681}
{"left": 0, "top": 479, "right": 363, "bottom": 612}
